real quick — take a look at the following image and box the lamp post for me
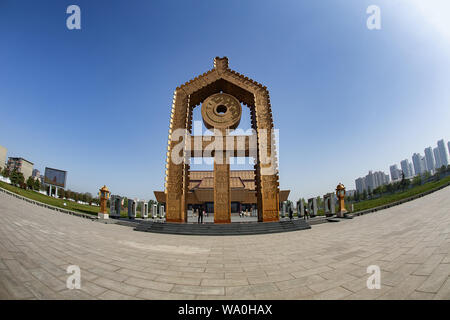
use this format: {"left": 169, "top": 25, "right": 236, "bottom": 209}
{"left": 336, "top": 183, "right": 347, "bottom": 218}
{"left": 98, "top": 185, "right": 110, "bottom": 219}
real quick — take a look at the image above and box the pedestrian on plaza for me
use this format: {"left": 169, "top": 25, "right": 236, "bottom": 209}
{"left": 198, "top": 209, "right": 204, "bottom": 224}
{"left": 289, "top": 206, "right": 293, "bottom": 220}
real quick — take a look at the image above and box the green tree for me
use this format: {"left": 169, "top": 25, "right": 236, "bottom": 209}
{"left": 1, "top": 167, "right": 10, "bottom": 178}
{"left": 386, "top": 183, "right": 393, "bottom": 194}
{"left": 412, "top": 175, "right": 422, "bottom": 186}
{"left": 58, "top": 188, "right": 65, "bottom": 199}
{"left": 316, "top": 196, "right": 323, "bottom": 209}
{"left": 33, "top": 178, "right": 40, "bottom": 191}
{"left": 10, "top": 170, "right": 25, "bottom": 186}
{"left": 85, "top": 193, "right": 93, "bottom": 205}
{"left": 362, "top": 189, "right": 367, "bottom": 200}
{"left": 26, "top": 176, "right": 35, "bottom": 189}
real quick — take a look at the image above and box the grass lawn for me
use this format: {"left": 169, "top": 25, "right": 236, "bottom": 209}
{"left": 0, "top": 181, "right": 100, "bottom": 216}
{"left": 353, "top": 175, "right": 450, "bottom": 212}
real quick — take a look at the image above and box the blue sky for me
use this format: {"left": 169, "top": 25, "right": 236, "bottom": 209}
{"left": 1, "top": 0, "right": 449, "bottom": 200}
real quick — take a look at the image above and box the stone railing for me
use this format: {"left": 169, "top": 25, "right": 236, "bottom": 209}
{"left": 0, "top": 186, "right": 97, "bottom": 220}
{"left": 350, "top": 180, "right": 450, "bottom": 217}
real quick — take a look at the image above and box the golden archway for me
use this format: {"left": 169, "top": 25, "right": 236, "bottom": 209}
{"left": 164, "top": 57, "right": 280, "bottom": 223}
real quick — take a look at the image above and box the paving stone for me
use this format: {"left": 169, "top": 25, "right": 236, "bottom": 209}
{"left": 172, "top": 284, "right": 225, "bottom": 296}
{"left": 416, "top": 264, "right": 450, "bottom": 293}
{"left": 379, "top": 275, "right": 428, "bottom": 300}
{"left": 124, "top": 276, "right": 174, "bottom": 292}
{"left": 312, "top": 287, "right": 353, "bottom": 300}
{"left": 434, "top": 278, "right": 450, "bottom": 299}
{"left": 92, "top": 277, "right": 141, "bottom": 296}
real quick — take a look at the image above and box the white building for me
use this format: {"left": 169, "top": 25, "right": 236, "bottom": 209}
{"left": 355, "top": 177, "right": 366, "bottom": 194}
{"left": 412, "top": 153, "right": 427, "bottom": 175}
{"left": 424, "top": 147, "right": 435, "bottom": 172}
{"left": 390, "top": 164, "right": 401, "bottom": 181}
{"left": 434, "top": 147, "right": 442, "bottom": 169}
{"left": 400, "top": 159, "right": 414, "bottom": 178}
{"left": 437, "top": 139, "right": 449, "bottom": 167}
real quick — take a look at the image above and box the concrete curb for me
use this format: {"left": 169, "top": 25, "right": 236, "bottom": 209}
{"left": 350, "top": 181, "right": 450, "bottom": 217}
{"left": 0, "top": 186, "right": 97, "bottom": 220}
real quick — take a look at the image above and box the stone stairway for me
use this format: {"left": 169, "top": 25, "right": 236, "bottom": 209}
{"left": 134, "top": 219, "right": 311, "bottom": 236}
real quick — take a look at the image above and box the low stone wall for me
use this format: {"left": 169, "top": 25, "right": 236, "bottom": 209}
{"left": 0, "top": 186, "right": 97, "bottom": 220}
{"left": 350, "top": 181, "right": 450, "bottom": 217}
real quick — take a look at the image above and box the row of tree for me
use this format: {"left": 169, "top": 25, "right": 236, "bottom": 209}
{"left": 1, "top": 168, "right": 158, "bottom": 208}
{"left": 349, "top": 164, "right": 450, "bottom": 202}
{"left": 57, "top": 189, "right": 97, "bottom": 205}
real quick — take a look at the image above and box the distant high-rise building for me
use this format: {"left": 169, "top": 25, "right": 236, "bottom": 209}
{"left": 437, "top": 139, "right": 449, "bottom": 167}
{"left": 400, "top": 159, "right": 414, "bottom": 178}
{"left": 448, "top": 141, "right": 450, "bottom": 158}
{"left": 408, "top": 162, "right": 414, "bottom": 177}
{"left": 365, "top": 171, "right": 376, "bottom": 191}
{"left": 32, "top": 169, "right": 40, "bottom": 178}
{"left": 355, "top": 177, "right": 366, "bottom": 194}
{"left": 424, "top": 147, "right": 435, "bottom": 172}
{"left": 412, "top": 153, "right": 427, "bottom": 175}
{"left": 6, "top": 157, "right": 34, "bottom": 180}
{"left": 434, "top": 147, "right": 442, "bottom": 169}
{"left": 420, "top": 156, "right": 427, "bottom": 173}
{"left": 355, "top": 170, "right": 390, "bottom": 193}
{"left": 390, "top": 164, "right": 401, "bottom": 181}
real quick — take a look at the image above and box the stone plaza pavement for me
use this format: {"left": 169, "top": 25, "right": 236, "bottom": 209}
{"left": 0, "top": 187, "right": 450, "bottom": 300}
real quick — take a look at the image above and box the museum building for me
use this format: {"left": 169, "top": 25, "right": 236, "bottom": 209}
{"left": 154, "top": 170, "right": 290, "bottom": 214}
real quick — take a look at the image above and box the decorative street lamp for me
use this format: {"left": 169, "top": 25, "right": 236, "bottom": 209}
{"left": 98, "top": 185, "right": 110, "bottom": 219}
{"left": 336, "top": 183, "right": 348, "bottom": 218}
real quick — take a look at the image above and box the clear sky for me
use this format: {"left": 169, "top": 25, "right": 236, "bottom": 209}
{"left": 1, "top": 0, "right": 449, "bottom": 201}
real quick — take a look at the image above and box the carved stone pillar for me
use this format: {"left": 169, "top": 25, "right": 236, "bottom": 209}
{"left": 213, "top": 158, "right": 231, "bottom": 223}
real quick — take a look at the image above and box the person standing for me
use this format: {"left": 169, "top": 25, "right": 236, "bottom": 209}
{"left": 289, "top": 205, "right": 293, "bottom": 220}
{"left": 198, "top": 209, "right": 204, "bottom": 224}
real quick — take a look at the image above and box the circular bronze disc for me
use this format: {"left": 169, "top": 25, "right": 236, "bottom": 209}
{"left": 201, "top": 93, "right": 242, "bottom": 130}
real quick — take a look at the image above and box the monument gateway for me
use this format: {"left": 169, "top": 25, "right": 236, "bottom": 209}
{"left": 154, "top": 57, "right": 290, "bottom": 223}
